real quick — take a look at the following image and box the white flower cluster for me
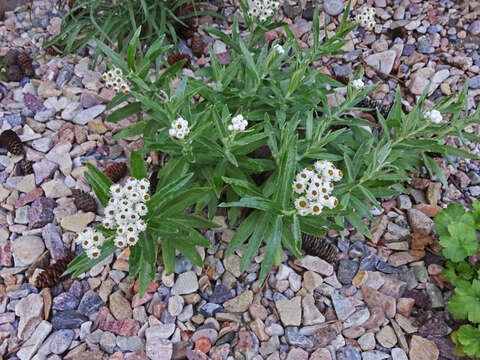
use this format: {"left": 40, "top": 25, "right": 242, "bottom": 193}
{"left": 424, "top": 109, "right": 443, "bottom": 124}
{"left": 102, "top": 68, "right": 130, "bottom": 94}
{"left": 168, "top": 117, "right": 190, "bottom": 139}
{"left": 227, "top": 114, "right": 248, "bottom": 132}
{"left": 352, "top": 79, "right": 365, "bottom": 90}
{"left": 103, "top": 177, "right": 150, "bottom": 250}
{"left": 73, "top": 228, "right": 105, "bottom": 260}
{"left": 356, "top": 7, "right": 376, "bottom": 31}
{"left": 247, "top": 0, "right": 281, "bottom": 22}
{"left": 292, "top": 160, "right": 342, "bottom": 216}
{"left": 273, "top": 44, "right": 284, "bottom": 55}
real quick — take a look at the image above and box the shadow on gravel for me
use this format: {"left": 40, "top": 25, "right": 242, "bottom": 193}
{"left": 0, "top": 0, "right": 30, "bottom": 12}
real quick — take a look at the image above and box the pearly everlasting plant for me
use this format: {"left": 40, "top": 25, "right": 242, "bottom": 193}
{"left": 97, "top": 2, "right": 480, "bottom": 283}
{"left": 424, "top": 109, "right": 443, "bottom": 124}
{"left": 102, "top": 68, "right": 130, "bottom": 94}
{"left": 246, "top": 0, "right": 281, "bottom": 22}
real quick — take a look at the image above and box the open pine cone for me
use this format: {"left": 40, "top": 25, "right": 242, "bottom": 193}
{"left": 301, "top": 233, "right": 338, "bottom": 264}
{"left": 34, "top": 253, "right": 75, "bottom": 288}
{"left": 17, "top": 51, "right": 34, "bottom": 77}
{"left": 0, "top": 130, "right": 24, "bottom": 155}
{"left": 167, "top": 53, "right": 191, "bottom": 67}
{"left": 103, "top": 162, "right": 128, "bottom": 183}
{"left": 72, "top": 189, "right": 97, "bottom": 213}
{"left": 191, "top": 35, "right": 205, "bottom": 57}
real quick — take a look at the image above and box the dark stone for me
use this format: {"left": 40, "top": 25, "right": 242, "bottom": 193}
{"left": 337, "top": 259, "right": 359, "bottom": 285}
{"left": 174, "top": 255, "right": 193, "bottom": 274}
{"left": 402, "top": 44, "right": 416, "bottom": 56}
{"left": 302, "top": 7, "right": 314, "bottom": 21}
{"left": 348, "top": 241, "right": 366, "bottom": 258}
{"left": 359, "top": 254, "right": 378, "bottom": 271}
{"left": 427, "top": 335, "right": 463, "bottom": 360}
{"left": 42, "top": 223, "right": 69, "bottom": 260}
{"left": 56, "top": 66, "right": 74, "bottom": 89}
{"left": 53, "top": 292, "right": 79, "bottom": 311}
{"left": 49, "top": 329, "right": 75, "bottom": 354}
{"left": 199, "top": 303, "right": 222, "bottom": 317}
{"left": 51, "top": 310, "right": 88, "bottom": 329}
{"left": 333, "top": 65, "right": 352, "bottom": 77}
{"left": 419, "top": 313, "right": 449, "bottom": 337}
{"left": 3, "top": 113, "right": 25, "bottom": 127}
{"left": 336, "top": 346, "right": 361, "bottom": 360}
{"left": 29, "top": 197, "right": 56, "bottom": 229}
{"left": 24, "top": 93, "right": 46, "bottom": 114}
{"left": 216, "top": 330, "right": 235, "bottom": 346}
{"left": 376, "top": 261, "right": 398, "bottom": 274}
{"left": 403, "top": 289, "right": 431, "bottom": 309}
{"left": 209, "top": 284, "right": 234, "bottom": 304}
{"left": 78, "top": 290, "right": 104, "bottom": 316}
{"left": 284, "top": 327, "right": 314, "bottom": 349}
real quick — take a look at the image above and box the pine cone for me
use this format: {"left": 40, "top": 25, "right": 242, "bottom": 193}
{"left": 5, "top": 65, "right": 22, "bottom": 82}
{"left": 4, "top": 49, "right": 18, "bottom": 66}
{"left": 167, "top": 53, "right": 191, "bottom": 67}
{"left": 34, "top": 253, "right": 75, "bottom": 288}
{"left": 357, "top": 98, "right": 390, "bottom": 119}
{"left": 17, "top": 51, "right": 34, "bottom": 77}
{"left": 72, "top": 189, "right": 97, "bottom": 213}
{"left": 22, "top": 160, "right": 34, "bottom": 175}
{"left": 174, "top": 2, "right": 196, "bottom": 39}
{"left": 103, "top": 162, "right": 128, "bottom": 183}
{"left": 0, "top": 130, "right": 24, "bottom": 155}
{"left": 191, "top": 35, "right": 205, "bottom": 57}
{"left": 0, "top": 9, "right": 5, "bottom": 22}
{"left": 149, "top": 168, "right": 159, "bottom": 195}
{"left": 301, "top": 233, "right": 338, "bottom": 264}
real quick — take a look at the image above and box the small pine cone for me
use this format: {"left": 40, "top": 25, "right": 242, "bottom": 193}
{"left": 34, "top": 253, "right": 75, "bottom": 288}
{"left": 0, "top": 129, "right": 24, "bottom": 155}
{"left": 167, "top": 53, "right": 191, "bottom": 67}
{"left": 103, "top": 162, "right": 128, "bottom": 183}
{"left": 17, "top": 51, "right": 34, "bottom": 77}
{"left": 6, "top": 65, "right": 23, "bottom": 82}
{"left": 22, "top": 160, "right": 34, "bottom": 175}
{"left": 301, "top": 233, "right": 338, "bottom": 264}
{"left": 191, "top": 35, "right": 205, "bottom": 57}
{"left": 72, "top": 189, "right": 97, "bottom": 213}
{"left": 4, "top": 49, "right": 19, "bottom": 67}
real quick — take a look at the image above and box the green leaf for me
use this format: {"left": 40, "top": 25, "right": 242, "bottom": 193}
{"left": 66, "top": 240, "right": 117, "bottom": 277}
{"left": 422, "top": 154, "right": 447, "bottom": 187}
{"left": 439, "top": 221, "right": 478, "bottom": 262}
{"left": 219, "top": 197, "right": 283, "bottom": 214}
{"left": 147, "top": 173, "right": 194, "bottom": 215}
{"left": 347, "top": 212, "right": 372, "bottom": 238}
{"left": 259, "top": 216, "right": 282, "bottom": 283}
{"left": 129, "top": 150, "right": 147, "bottom": 180}
{"left": 225, "top": 211, "right": 257, "bottom": 257}
{"left": 127, "top": 26, "right": 141, "bottom": 69}
{"left": 240, "top": 213, "right": 269, "bottom": 273}
{"left": 136, "top": 231, "right": 158, "bottom": 297}
{"left": 113, "top": 120, "right": 148, "bottom": 139}
{"left": 434, "top": 202, "right": 466, "bottom": 237}
{"left": 449, "top": 279, "right": 480, "bottom": 323}
{"left": 455, "top": 325, "right": 480, "bottom": 357}
{"left": 162, "top": 237, "right": 176, "bottom": 274}
{"left": 85, "top": 163, "right": 113, "bottom": 207}
{"left": 168, "top": 214, "right": 220, "bottom": 229}
{"left": 107, "top": 102, "right": 142, "bottom": 123}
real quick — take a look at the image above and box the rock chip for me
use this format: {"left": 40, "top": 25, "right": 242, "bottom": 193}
{"left": 171, "top": 270, "right": 199, "bottom": 295}
{"left": 223, "top": 290, "right": 253, "bottom": 313}
{"left": 409, "top": 335, "right": 439, "bottom": 360}
{"left": 276, "top": 296, "right": 302, "bottom": 326}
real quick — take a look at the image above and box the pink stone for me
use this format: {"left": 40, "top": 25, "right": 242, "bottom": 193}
{"left": 117, "top": 319, "right": 140, "bottom": 336}
{"left": 310, "top": 348, "right": 332, "bottom": 360}
{"left": 95, "top": 307, "right": 118, "bottom": 333}
{"left": 287, "top": 348, "right": 308, "bottom": 360}
{"left": 397, "top": 298, "right": 415, "bottom": 317}
{"left": 362, "top": 286, "right": 396, "bottom": 318}
{"left": 109, "top": 352, "right": 124, "bottom": 360}
{"left": 0, "top": 240, "right": 12, "bottom": 267}
{"left": 324, "top": 273, "right": 342, "bottom": 289}
{"left": 14, "top": 188, "right": 44, "bottom": 208}
{"left": 295, "top": 255, "right": 333, "bottom": 276}
{"left": 265, "top": 30, "right": 279, "bottom": 42}
{"left": 131, "top": 293, "right": 153, "bottom": 308}
{"left": 249, "top": 304, "right": 268, "bottom": 321}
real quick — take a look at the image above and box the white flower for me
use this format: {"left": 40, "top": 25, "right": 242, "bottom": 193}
{"left": 424, "top": 109, "right": 442, "bottom": 124}
{"left": 107, "top": 70, "right": 114, "bottom": 79}
{"left": 306, "top": 186, "right": 320, "bottom": 201}
{"left": 139, "top": 178, "right": 150, "bottom": 190}
{"left": 352, "top": 79, "right": 365, "bottom": 90}
{"left": 314, "top": 160, "right": 328, "bottom": 172}
{"left": 169, "top": 128, "right": 177, "bottom": 137}
{"left": 229, "top": 114, "right": 248, "bottom": 132}
{"left": 292, "top": 180, "right": 306, "bottom": 194}
{"left": 331, "top": 168, "right": 343, "bottom": 182}
{"left": 273, "top": 44, "right": 284, "bottom": 55}
{"left": 137, "top": 220, "right": 147, "bottom": 232}
{"left": 110, "top": 184, "right": 124, "bottom": 198}
{"left": 357, "top": 7, "right": 376, "bottom": 31}
{"left": 169, "top": 117, "right": 190, "bottom": 139}
{"left": 136, "top": 203, "right": 148, "bottom": 216}
{"left": 295, "top": 197, "right": 309, "bottom": 211}
{"left": 86, "top": 246, "right": 101, "bottom": 259}
{"left": 114, "top": 68, "right": 122, "bottom": 76}
{"left": 91, "top": 231, "right": 105, "bottom": 247}
{"left": 102, "top": 218, "right": 115, "bottom": 229}
{"left": 126, "top": 233, "right": 139, "bottom": 246}
{"left": 310, "top": 202, "right": 323, "bottom": 215}
{"left": 114, "top": 236, "right": 127, "bottom": 248}
{"left": 247, "top": 0, "right": 280, "bottom": 21}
